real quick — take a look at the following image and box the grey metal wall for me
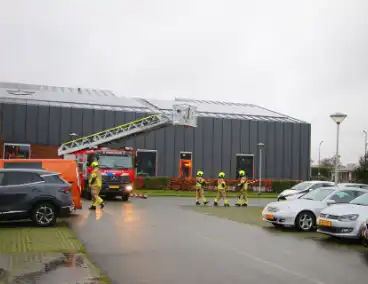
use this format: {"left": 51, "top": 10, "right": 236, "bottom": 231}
{"left": 0, "top": 102, "right": 311, "bottom": 180}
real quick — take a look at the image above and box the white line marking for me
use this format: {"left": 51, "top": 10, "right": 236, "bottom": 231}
{"left": 200, "top": 235, "right": 326, "bottom": 284}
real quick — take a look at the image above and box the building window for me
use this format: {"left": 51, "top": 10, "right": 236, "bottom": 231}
{"left": 3, "top": 143, "right": 31, "bottom": 159}
{"left": 236, "top": 154, "right": 254, "bottom": 179}
{"left": 136, "top": 150, "right": 157, "bottom": 177}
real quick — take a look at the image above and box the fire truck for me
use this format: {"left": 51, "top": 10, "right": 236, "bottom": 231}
{"left": 71, "top": 147, "right": 136, "bottom": 201}
{"left": 58, "top": 104, "right": 197, "bottom": 201}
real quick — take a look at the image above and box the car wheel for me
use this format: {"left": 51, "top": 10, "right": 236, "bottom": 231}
{"left": 295, "top": 211, "right": 315, "bottom": 231}
{"left": 31, "top": 203, "right": 57, "bottom": 227}
{"left": 121, "top": 194, "right": 129, "bottom": 202}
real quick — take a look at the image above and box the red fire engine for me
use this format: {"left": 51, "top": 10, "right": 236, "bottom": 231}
{"left": 68, "top": 147, "right": 135, "bottom": 201}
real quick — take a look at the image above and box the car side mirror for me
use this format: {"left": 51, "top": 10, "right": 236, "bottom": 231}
{"left": 326, "top": 200, "right": 336, "bottom": 205}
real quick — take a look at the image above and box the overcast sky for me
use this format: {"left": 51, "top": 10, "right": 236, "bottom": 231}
{"left": 0, "top": 0, "right": 367, "bottom": 164}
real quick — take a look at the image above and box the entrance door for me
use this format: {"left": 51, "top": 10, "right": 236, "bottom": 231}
{"left": 236, "top": 154, "right": 254, "bottom": 179}
{"left": 179, "top": 152, "right": 192, "bottom": 178}
{"left": 136, "top": 150, "right": 157, "bottom": 177}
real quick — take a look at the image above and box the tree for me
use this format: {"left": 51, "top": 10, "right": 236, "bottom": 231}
{"left": 319, "top": 155, "right": 341, "bottom": 168}
{"left": 355, "top": 153, "right": 368, "bottom": 183}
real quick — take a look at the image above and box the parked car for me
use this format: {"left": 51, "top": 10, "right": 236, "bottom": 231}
{"left": 337, "top": 183, "right": 368, "bottom": 189}
{"left": 263, "top": 186, "right": 368, "bottom": 231}
{"left": 277, "top": 181, "right": 334, "bottom": 201}
{"left": 0, "top": 168, "right": 74, "bottom": 227}
{"left": 362, "top": 219, "right": 368, "bottom": 247}
{"left": 317, "top": 192, "right": 368, "bottom": 239}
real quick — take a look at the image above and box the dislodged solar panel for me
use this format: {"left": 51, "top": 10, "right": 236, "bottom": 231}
{"left": 175, "top": 98, "right": 285, "bottom": 118}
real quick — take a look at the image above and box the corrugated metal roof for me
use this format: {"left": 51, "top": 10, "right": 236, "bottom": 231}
{"left": 0, "top": 81, "right": 306, "bottom": 123}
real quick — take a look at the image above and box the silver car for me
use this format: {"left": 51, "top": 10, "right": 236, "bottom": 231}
{"left": 277, "top": 181, "right": 334, "bottom": 201}
{"left": 263, "top": 187, "right": 368, "bottom": 231}
{"left": 317, "top": 192, "right": 368, "bottom": 239}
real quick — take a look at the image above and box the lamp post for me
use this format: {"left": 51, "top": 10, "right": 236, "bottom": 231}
{"left": 363, "top": 130, "right": 367, "bottom": 170}
{"left": 257, "top": 143, "right": 264, "bottom": 194}
{"left": 318, "top": 141, "right": 323, "bottom": 179}
{"left": 330, "top": 113, "right": 347, "bottom": 184}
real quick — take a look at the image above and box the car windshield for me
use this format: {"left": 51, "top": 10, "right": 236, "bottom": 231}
{"left": 291, "top": 182, "right": 313, "bottom": 191}
{"left": 300, "top": 188, "right": 335, "bottom": 201}
{"left": 350, "top": 193, "right": 368, "bottom": 206}
{"left": 98, "top": 154, "right": 133, "bottom": 169}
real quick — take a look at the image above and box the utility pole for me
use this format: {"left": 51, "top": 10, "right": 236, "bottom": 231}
{"left": 318, "top": 141, "right": 323, "bottom": 179}
{"left": 364, "top": 130, "right": 367, "bottom": 171}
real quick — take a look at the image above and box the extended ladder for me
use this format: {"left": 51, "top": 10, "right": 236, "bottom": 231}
{"left": 58, "top": 104, "right": 197, "bottom": 156}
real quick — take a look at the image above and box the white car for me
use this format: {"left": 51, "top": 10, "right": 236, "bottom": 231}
{"left": 262, "top": 187, "right": 368, "bottom": 231}
{"left": 337, "top": 183, "right": 368, "bottom": 189}
{"left": 277, "top": 181, "right": 334, "bottom": 201}
{"left": 317, "top": 192, "right": 368, "bottom": 239}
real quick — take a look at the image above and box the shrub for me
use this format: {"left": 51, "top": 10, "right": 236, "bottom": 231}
{"left": 139, "top": 176, "right": 170, "bottom": 189}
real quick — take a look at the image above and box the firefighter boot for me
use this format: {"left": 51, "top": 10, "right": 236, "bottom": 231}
{"left": 100, "top": 202, "right": 105, "bottom": 209}
{"left": 242, "top": 203, "right": 248, "bottom": 207}
{"left": 224, "top": 200, "right": 230, "bottom": 207}
{"left": 89, "top": 205, "right": 96, "bottom": 210}
{"left": 213, "top": 201, "right": 218, "bottom": 206}
{"left": 196, "top": 201, "right": 201, "bottom": 205}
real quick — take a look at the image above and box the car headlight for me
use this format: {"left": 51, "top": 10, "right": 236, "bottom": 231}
{"left": 338, "top": 214, "right": 359, "bottom": 222}
{"left": 125, "top": 185, "right": 133, "bottom": 191}
{"left": 267, "top": 206, "right": 279, "bottom": 212}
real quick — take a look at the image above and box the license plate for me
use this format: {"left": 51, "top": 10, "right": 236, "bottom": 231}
{"left": 264, "top": 214, "right": 275, "bottom": 220}
{"left": 319, "top": 219, "right": 332, "bottom": 227}
{"left": 109, "top": 185, "right": 120, "bottom": 189}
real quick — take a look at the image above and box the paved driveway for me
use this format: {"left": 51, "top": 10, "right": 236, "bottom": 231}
{"left": 67, "top": 198, "right": 368, "bottom": 284}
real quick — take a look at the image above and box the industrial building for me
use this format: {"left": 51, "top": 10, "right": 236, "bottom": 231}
{"left": 0, "top": 82, "right": 311, "bottom": 180}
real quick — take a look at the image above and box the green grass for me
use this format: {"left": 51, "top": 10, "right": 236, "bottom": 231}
{"left": 183, "top": 206, "right": 367, "bottom": 252}
{"left": 0, "top": 221, "right": 111, "bottom": 283}
{"left": 135, "top": 189, "right": 278, "bottom": 198}
{"left": 0, "top": 221, "right": 83, "bottom": 254}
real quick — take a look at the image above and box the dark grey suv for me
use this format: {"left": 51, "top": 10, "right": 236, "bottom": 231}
{"left": 0, "top": 168, "right": 74, "bottom": 227}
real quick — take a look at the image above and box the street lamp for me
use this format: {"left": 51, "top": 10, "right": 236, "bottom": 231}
{"left": 330, "top": 112, "right": 347, "bottom": 184}
{"left": 318, "top": 141, "right": 323, "bottom": 179}
{"left": 257, "top": 143, "right": 264, "bottom": 194}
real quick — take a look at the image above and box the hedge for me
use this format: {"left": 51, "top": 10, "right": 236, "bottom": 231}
{"left": 134, "top": 176, "right": 301, "bottom": 193}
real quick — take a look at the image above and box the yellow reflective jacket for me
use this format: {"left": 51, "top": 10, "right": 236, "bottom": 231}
{"left": 217, "top": 178, "right": 226, "bottom": 191}
{"left": 89, "top": 168, "right": 102, "bottom": 188}
{"left": 239, "top": 177, "right": 249, "bottom": 191}
{"left": 196, "top": 177, "right": 205, "bottom": 189}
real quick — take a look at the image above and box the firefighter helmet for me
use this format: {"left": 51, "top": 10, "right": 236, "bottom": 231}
{"left": 239, "top": 170, "right": 245, "bottom": 177}
{"left": 196, "top": 170, "right": 204, "bottom": 177}
{"left": 91, "top": 161, "right": 99, "bottom": 167}
{"left": 218, "top": 172, "right": 225, "bottom": 178}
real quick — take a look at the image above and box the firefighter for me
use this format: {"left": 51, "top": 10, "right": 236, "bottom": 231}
{"left": 195, "top": 170, "right": 208, "bottom": 205}
{"left": 89, "top": 161, "right": 104, "bottom": 210}
{"left": 235, "top": 170, "right": 250, "bottom": 207}
{"left": 213, "top": 172, "right": 229, "bottom": 207}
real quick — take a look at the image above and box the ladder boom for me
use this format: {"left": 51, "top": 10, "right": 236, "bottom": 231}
{"left": 58, "top": 104, "right": 197, "bottom": 156}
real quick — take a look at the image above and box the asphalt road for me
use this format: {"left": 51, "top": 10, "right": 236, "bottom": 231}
{"left": 67, "top": 197, "right": 368, "bottom": 284}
